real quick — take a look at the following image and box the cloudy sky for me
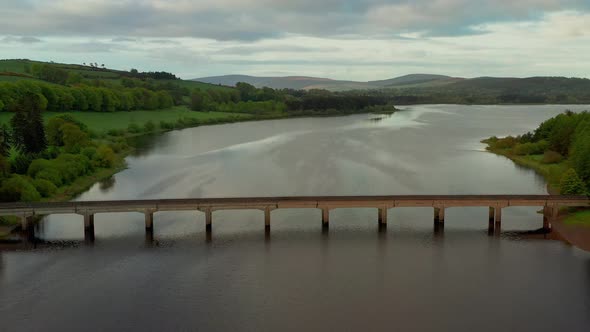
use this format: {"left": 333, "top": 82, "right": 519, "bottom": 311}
{"left": 1, "top": 0, "right": 589, "bottom": 80}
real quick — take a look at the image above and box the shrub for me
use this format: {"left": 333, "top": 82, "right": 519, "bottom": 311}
{"left": 33, "top": 178, "right": 57, "bottom": 197}
{"left": 109, "top": 142, "right": 128, "bottom": 153}
{"left": 107, "top": 129, "right": 125, "bottom": 136}
{"left": 144, "top": 120, "right": 156, "bottom": 132}
{"left": 28, "top": 159, "right": 52, "bottom": 178}
{"left": 512, "top": 140, "right": 549, "bottom": 156}
{"left": 10, "top": 153, "right": 34, "bottom": 174}
{"left": 127, "top": 123, "right": 142, "bottom": 133}
{"left": 61, "top": 123, "right": 89, "bottom": 153}
{"left": 36, "top": 167, "right": 63, "bottom": 186}
{"left": 95, "top": 145, "right": 116, "bottom": 168}
{"left": 541, "top": 150, "right": 563, "bottom": 164}
{"left": 175, "top": 118, "right": 187, "bottom": 129}
{"left": 54, "top": 154, "right": 91, "bottom": 183}
{"left": 159, "top": 121, "right": 174, "bottom": 130}
{"left": 46, "top": 117, "right": 67, "bottom": 146}
{"left": 38, "top": 146, "right": 60, "bottom": 159}
{"left": 0, "top": 175, "right": 41, "bottom": 202}
{"left": 560, "top": 169, "right": 587, "bottom": 195}
{"left": 81, "top": 147, "right": 97, "bottom": 160}
{"left": 491, "top": 136, "right": 518, "bottom": 149}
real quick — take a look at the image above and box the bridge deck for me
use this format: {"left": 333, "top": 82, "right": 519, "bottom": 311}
{"left": 1, "top": 195, "right": 588, "bottom": 217}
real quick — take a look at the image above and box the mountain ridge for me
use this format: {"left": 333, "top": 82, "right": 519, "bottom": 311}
{"left": 194, "top": 73, "right": 465, "bottom": 91}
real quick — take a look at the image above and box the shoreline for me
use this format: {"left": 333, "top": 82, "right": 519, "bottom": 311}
{"left": 0, "top": 109, "right": 396, "bottom": 231}
{"left": 483, "top": 143, "right": 590, "bottom": 251}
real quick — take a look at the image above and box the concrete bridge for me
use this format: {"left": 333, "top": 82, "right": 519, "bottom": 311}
{"left": 1, "top": 195, "right": 589, "bottom": 240}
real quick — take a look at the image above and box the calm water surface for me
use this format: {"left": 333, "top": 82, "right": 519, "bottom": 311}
{"left": 2, "top": 105, "right": 590, "bottom": 331}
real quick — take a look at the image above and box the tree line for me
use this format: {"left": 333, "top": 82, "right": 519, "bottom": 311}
{"left": 486, "top": 110, "right": 590, "bottom": 195}
{"left": 189, "top": 82, "right": 396, "bottom": 114}
{"left": 0, "top": 81, "right": 175, "bottom": 113}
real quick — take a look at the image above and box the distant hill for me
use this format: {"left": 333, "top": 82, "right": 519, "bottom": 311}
{"left": 369, "top": 74, "right": 457, "bottom": 87}
{"left": 194, "top": 73, "right": 463, "bottom": 91}
{"left": 193, "top": 74, "right": 375, "bottom": 91}
{"left": 0, "top": 59, "right": 229, "bottom": 91}
{"left": 194, "top": 73, "right": 590, "bottom": 103}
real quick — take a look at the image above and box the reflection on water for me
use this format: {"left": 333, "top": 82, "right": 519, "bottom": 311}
{"left": 98, "top": 176, "right": 116, "bottom": 193}
{"left": 2, "top": 105, "right": 590, "bottom": 331}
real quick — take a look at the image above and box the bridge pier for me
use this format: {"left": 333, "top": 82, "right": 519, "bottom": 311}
{"left": 494, "top": 207, "right": 502, "bottom": 236}
{"left": 264, "top": 207, "right": 271, "bottom": 231}
{"left": 20, "top": 215, "right": 32, "bottom": 231}
{"left": 322, "top": 208, "right": 330, "bottom": 228}
{"left": 84, "top": 213, "right": 94, "bottom": 232}
{"left": 434, "top": 207, "right": 445, "bottom": 224}
{"left": 378, "top": 208, "right": 388, "bottom": 226}
{"left": 488, "top": 207, "right": 495, "bottom": 224}
{"left": 19, "top": 215, "right": 34, "bottom": 244}
{"left": 145, "top": 211, "right": 154, "bottom": 233}
{"left": 83, "top": 213, "right": 95, "bottom": 242}
{"left": 543, "top": 206, "right": 558, "bottom": 231}
{"left": 205, "top": 209, "right": 212, "bottom": 232}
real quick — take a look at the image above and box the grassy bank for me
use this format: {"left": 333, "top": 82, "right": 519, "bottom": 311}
{"left": 483, "top": 141, "right": 590, "bottom": 226}
{"left": 564, "top": 210, "right": 590, "bottom": 226}
{"left": 482, "top": 145, "right": 569, "bottom": 194}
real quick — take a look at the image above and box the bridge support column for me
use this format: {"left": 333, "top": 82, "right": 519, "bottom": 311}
{"left": 434, "top": 207, "right": 445, "bottom": 224}
{"left": 83, "top": 213, "right": 95, "bottom": 242}
{"left": 145, "top": 211, "right": 154, "bottom": 233}
{"left": 205, "top": 209, "right": 212, "bottom": 233}
{"left": 264, "top": 207, "right": 271, "bottom": 231}
{"left": 322, "top": 208, "right": 330, "bottom": 228}
{"left": 543, "top": 206, "right": 558, "bottom": 231}
{"left": 20, "top": 215, "right": 32, "bottom": 231}
{"left": 488, "top": 207, "right": 495, "bottom": 223}
{"left": 494, "top": 207, "right": 502, "bottom": 231}
{"left": 378, "top": 208, "right": 388, "bottom": 225}
{"left": 84, "top": 213, "right": 94, "bottom": 232}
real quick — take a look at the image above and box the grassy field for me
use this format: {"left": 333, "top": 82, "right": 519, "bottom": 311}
{"left": 0, "top": 75, "right": 44, "bottom": 83}
{"left": 0, "top": 106, "right": 255, "bottom": 132}
{"left": 0, "top": 59, "right": 34, "bottom": 73}
{"left": 564, "top": 210, "right": 590, "bottom": 226}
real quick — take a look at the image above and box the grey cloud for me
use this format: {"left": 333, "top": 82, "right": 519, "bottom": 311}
{"left": 55, "top": 42, "right": 122, "bottom": 53}
{"left": 2, "top": 36, "right": 42, "bottom": 43}
{"left": 215, "top": 45, "right": 341, "bottom": 55}
{"left": 112, "top": 37, "right": 137, "bottom": 42}
{"left": 0, "top": 0, "right": 588, "bottom": 41}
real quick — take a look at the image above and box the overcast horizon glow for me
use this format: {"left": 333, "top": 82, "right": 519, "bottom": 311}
{"left": 1, "top": 0, "right": 589, "bottom": 80}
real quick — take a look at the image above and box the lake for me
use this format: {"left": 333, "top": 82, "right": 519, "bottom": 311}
{"left": 2, "top": 105, "right": 590, "bottom": 331}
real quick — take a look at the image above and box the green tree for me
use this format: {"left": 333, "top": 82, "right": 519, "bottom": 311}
{"left": 95, "top": 145, "right": 116, "bottom": 168}
{"left": 560, "top": 169, "right": 587, "bottom": 195}
{"left": 62, "top": 123, "right": 89, "bottom": 153}
{"left": 10, "top": 93, "right": 47, "bottom": 154}
{"left": 190, "top": 89, "right": 205, "bottom": 111}
{"left": 0, "top": 175, "right": 41, "bottom": 202}
{"left": 46, "top": 117, "right": 67, "bottom": 146}
{"left": 0, "top": 155, "right": 9, "bottom": 177}
{"left": 0, "top": 123, "right": 11, "bottom": 156}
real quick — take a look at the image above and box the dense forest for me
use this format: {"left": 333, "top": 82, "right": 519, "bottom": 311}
{"left": 485, "top": 111, "right": 590, "bottom": 195}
